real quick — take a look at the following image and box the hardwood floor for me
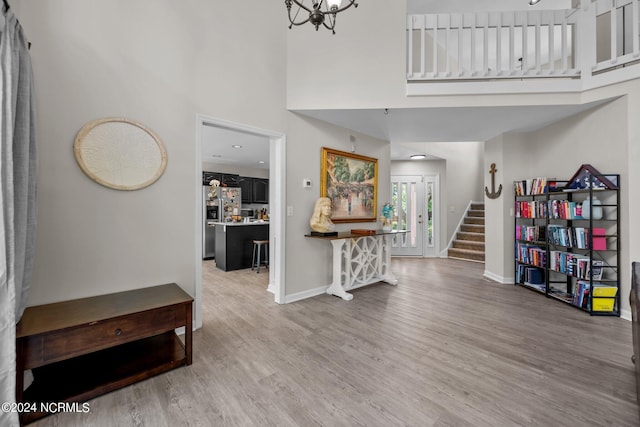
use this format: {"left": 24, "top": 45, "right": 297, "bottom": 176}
{"left": 32, "top": 258, "right": 638, "bottom": 426}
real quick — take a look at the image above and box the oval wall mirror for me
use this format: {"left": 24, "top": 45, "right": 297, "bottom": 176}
{"left": 74, "top": 118, "right": 168, "bottom": 190}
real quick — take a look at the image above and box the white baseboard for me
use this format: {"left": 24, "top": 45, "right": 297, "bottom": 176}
{"left": 483, "top": 270, "right": 514, "bottom": 284}
{"left": 267, "top": 283, "right": 275, "bottom": 294}
{"left": 285, "top": 285, "right": 328, "bottom": 303}
{"left": 620, "top": 309, "right": 632, "bottom": 321}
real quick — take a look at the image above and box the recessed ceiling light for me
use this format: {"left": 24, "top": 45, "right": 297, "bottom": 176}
{"left": 232, "top": 144, "right": 242, "bottom": 149}
{"left": 211, "top": 154, "right": 222, "bottom": 158}
{"left": 410, "top": 154, "right": 427, "bottom": 160}
{"left": 258, "top": 160, "right": 265, "bottom": 164}
{"left": 529, "top": 0, "right": 541, "bottom": 5}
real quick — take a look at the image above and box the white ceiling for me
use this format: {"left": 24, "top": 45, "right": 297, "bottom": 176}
{"left": 298, "top": 99, "right": 612, "bottom": 160}
{"left": 202, "top": 100, "right": 612, "bottom": 166}
{"left": 201, "top": 124, "right": 270, "bottom": 169}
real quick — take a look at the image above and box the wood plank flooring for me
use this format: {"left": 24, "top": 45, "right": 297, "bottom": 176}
{"left": 32, "top": 258, "right": 639, "bottom": 426}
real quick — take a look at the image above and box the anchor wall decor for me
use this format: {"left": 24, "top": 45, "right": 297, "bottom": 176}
{"left": 485, "top": 162, "right": 503, "bottom": 199}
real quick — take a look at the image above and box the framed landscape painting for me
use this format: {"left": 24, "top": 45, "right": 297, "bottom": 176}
{"left": 320, "top": 147, "right": 377, "bottom": 223}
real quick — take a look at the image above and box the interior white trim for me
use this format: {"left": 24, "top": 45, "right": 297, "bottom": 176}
{"left": 194, "top": 115, "right": 287, "bottom": 329}
{"left": 425, "top": 174, "right": 440, "bottom": 257}
{"left": 284, "top": 285, "right": 329, "bottom": 304}
{"left": 483, "top": 270, "right": 513, "bottom": 284}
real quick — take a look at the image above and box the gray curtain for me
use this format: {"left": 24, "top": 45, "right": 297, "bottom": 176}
{"left": 0, "top": 5, "right": 36, "bottom": 427}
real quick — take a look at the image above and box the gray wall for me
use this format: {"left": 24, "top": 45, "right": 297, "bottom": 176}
{"left": 391, "top": 141, "right": 484, "bottom": 254}
{"left": 17, "top": 0, "right": 390, "bottom": 308}
{"left": 484, "top": 92, "right": 636, "bottom": 317}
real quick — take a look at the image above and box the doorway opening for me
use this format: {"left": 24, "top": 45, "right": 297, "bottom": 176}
{"left": 194, "top": 115, "right": 286, "bottom": 329}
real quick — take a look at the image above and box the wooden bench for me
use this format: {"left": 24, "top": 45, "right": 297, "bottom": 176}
{"left": 15, "top": 283, "right": 193, "bottom": 424}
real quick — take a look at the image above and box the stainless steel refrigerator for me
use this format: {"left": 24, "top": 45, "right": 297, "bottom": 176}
{"left": 218, "top": 187, "right": 242, "bottom": 222}
{"left": 203, "top": 186, "right": 219, "bottom": 259}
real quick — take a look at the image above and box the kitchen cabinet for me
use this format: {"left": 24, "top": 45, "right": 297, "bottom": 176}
{"left": 204, "top": 171, "right": 267, "bottom": 203}
{"left": 253, "top": 178, "right": 269, "bottom": 203}
{"left": 238, "top": 176, "right": 253, "bottom": 204}
{"left": 214, "top": 222, "right": 269, "bottom": 271}
{"left": 221, "top": 173, "right": 239, "bottom": 187}
{"left": 203, "top": 171, "right": 239, "bottom": 187}
{"left": 202, "top": 171, "right": 221, "bottom": 185}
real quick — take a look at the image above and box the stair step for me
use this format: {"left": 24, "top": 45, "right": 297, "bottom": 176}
{"left": 456, "top": 232, "right": 485, "bottom": 242}
{"left": 464, "top": 217, "right": 485, "bottom": 225}
{"left": 461, "top": 224, "right": 485, "bottom": 233}
{"left": 452, "top": 240, "right": 485, "bottom": 250}
{"left": 448, "top": 248, "right": 485, "bottom": 262}
{"left": 467, "top": 209, "right": 485, "bottom": 217}
{"left": 470, "top": 203, "right": 485, "bottom": 211}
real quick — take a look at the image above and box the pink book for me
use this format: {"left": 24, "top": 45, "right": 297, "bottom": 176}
{"left": 591, "top": 228, "right": 607, "bottom": 251}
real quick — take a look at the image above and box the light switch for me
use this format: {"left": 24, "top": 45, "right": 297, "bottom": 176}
{"left": 287, "top": 206, "right": 294, "bottom": 216}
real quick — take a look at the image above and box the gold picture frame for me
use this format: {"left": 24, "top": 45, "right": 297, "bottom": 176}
{"left": 320, "top": 147, "right": 378, "bottom": 223}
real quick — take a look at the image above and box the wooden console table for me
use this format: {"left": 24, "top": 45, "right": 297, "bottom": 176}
{"left": 306, "top": 230, "right": 405, "bottom": 301}
{"left": 15, "top": 283, "right": 193, "bottom": 425}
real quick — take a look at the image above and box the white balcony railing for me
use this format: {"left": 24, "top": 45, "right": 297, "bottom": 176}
{"left": 407, "top": 0, "right": 640, "bottom": 83}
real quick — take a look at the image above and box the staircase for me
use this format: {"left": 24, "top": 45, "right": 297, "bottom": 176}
{"left": 448, "top": 202, "right": 485, "bottom": 263}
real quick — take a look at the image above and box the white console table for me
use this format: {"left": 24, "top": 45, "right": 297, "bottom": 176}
{"left": 306, "top": 230, "right": 405, "bottom": 301}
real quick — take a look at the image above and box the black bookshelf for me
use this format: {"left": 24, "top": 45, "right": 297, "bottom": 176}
{"left": 514, "top": 172, "right": 620, "bottom": 316}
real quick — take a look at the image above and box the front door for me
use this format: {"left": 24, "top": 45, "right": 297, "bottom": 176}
{"left": 391, "top": 176, "right": 424, "bottom": 256}
{"left": 390, "top": 175, "right": 439, "bottom": 257}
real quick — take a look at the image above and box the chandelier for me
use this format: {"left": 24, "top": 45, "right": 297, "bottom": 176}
{"left": 285, "top": 0, "right": 358, "bottom": 34}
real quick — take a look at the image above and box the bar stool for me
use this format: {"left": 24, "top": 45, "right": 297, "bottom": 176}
{"left": 252, "top": 240, "right": 269, "bottom": 273}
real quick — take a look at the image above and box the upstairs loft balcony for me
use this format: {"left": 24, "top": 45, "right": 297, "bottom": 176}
{"left": 407, "top": 0, "right": 640, "bottom": 95}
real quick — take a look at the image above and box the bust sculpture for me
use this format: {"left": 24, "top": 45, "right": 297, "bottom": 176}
{"left": 309, "top": 197, "right": 335, "bottom": 233}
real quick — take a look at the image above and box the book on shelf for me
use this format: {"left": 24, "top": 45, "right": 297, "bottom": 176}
{"left": 546, "top": 226, "right": 607, "bottom": 250}
{"left": 514, "top": 177, "right": 558, "bottom": 196}
{"left": 589, "top": 260, "right": 604, "bottom": 280}
{"left": 549, "top": 251, "right": 598, "bottom": 278}
{"left": 547, "top": 199, "right": 583, "bottom": 220}
{"left": 515, "top": 200, "right": 547, "bottom": 218}
{"left": 515, "top": 265, "right": 545, "bottom": 290}
{"left": 516, "top": 225, "right": 545, "bottom": 242}
{"left": 549, "top": 289, "right": 573, "bottom": 303}
{"left": 515, "top": 243, "right": 546, "bottom": 267}
{"left": 591, "top": 228, "right": 607, "bottom": 251}
{"left": 573, "top": 281, "right": 590, "bottom": 308}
